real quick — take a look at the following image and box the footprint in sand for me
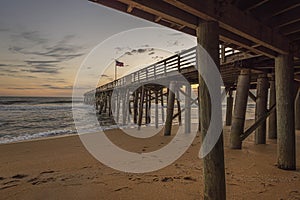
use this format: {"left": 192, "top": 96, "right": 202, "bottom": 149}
{"left": 11, "top": 174, "right": 28, "bottom": 179}
{"left": 161, "top": 177, "right": 173, "bottom": 182}
{"left": 0, "top": 184, "right": 18, "bottom": 190}
{"left": 183, "top": 176, "right": 197, "bottom": 182}
{"left": 0, "top": 179, "right": 20, "bottom": 190}
{"left": 27, "top": 171, "right": 57, "bottom": 185}
{"left": 289, "top": 190, "right": 300, "bottom": 198}
{"left": 114, "top": 186, "right": 131, "bottom": 192}
{"left": 40, "top": 170, "right": 55, "bottom": 174}
{"left": 0, "top": 174, "right": 28, "bottom": 190}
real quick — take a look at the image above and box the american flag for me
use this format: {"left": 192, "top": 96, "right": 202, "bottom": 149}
{"left": 115, "top": 60, "right": 124, "bottom": 67}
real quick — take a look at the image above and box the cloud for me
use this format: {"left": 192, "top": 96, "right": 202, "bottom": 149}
{"left": 21, "top": 31, "right": 48, "bottom": 44}
{"left": 6, "top": 87, "right": 38, "bottom": 90}
{"left": 7, "top": 85, "right": 73, "bottom": 90}
{"left": 45, "top": 78, "right": 66, "bottom": 83}
{"left": 10, "top": 44, "right": 84, "bottom": 62}
{"left": 123, "top": 48, "right": 155, "bottom": 56}
{"left": 41, "top": 84, "right": 73, "bottom": 90}
{"left": 24, "top": 60, "right": 60, "bottom": 65}
{"left": 7, "top": 32, "right": 86, "bottom": 75}
{"left": 21, "top": 67, "right": 60, "bottom": 74}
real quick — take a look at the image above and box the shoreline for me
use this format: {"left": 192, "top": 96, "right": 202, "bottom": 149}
{"left": 1, "top": 121, "right": 299, "bottom": 199}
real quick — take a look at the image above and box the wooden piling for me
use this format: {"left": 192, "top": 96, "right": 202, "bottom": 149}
{"left": 225, "top": 90, "right": 233, "bottom": 126}
{"left": 296, "top": 87, "right": 300, "bottom": 130}
{"left": 255, "top": 73, "right": 269, "bottom": 144}
{"left": 197, "top": 21, "right": 226, "bottom": 200}
{"left": 164, "top": 81, "right": 176, "bottom": 136}
{"left": 155, "top": 90, "right": 159, "bottom": 128}
{"left": 104, "top": 92, "right": 108, "bottom": 114}
{"left": 176, "top": 89, "right": 182, "bottom": 126}
{"left": 138, "top": 86, "right": 145, "bottom": 130}
{"left": 122, "top": 90, "right": 127, "bottom": 125}
{"left": 160, "top": 89, "right": 165, "bottom": 123}
{"left": 108, "top": 92, "right": 112, "bottom": 116}
{"left": 116, "top": 91, "right": 120, "bottom": 123}
{"left": 198, "top": 86, "right": 201, "bottom": 131}
{"left": 230, "top": 69, "right": 251, "bottom": 149}
{"left": 145, "top": 89, "right": 149, "bottom": 124}
{"left": 268, "top": 75, "right": 277, "bottom": 139}
{"left": 133, "top": 90, "right": 139, "bottom": 124}
{"left": 148, "top": 90, "right": 151, "bottom": 124}
{"left": 185, "top": 84, "right": 191, "bottom": 133}
{"left": 275, "top": 54, "right": 295, "bottom": 170}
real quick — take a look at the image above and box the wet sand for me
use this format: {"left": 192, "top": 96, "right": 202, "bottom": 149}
{"left": 0, "top": 121, "right": 300, "bottom": 199}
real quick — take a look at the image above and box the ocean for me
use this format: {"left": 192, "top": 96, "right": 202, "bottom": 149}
{"left": 0, "top": 96, "right": 256, "bottom": 144}
{"left": 0, "top": 97, "right": 81, "bottom": 144}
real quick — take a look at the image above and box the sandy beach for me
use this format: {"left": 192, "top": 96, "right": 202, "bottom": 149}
{"left": 1, "top": 121, "right": 300, "bottom": 200}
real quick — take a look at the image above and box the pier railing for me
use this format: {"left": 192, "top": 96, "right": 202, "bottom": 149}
{"left": 88, "top": 45, "right": 248, "bottom": 96}
{"left": 96, "top": 47, "right": 197, "bottom": 92}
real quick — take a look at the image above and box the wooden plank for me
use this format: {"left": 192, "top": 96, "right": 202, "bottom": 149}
{"left": 118, "top": 0, "right": 198, "bottom": 29}
{"left": 240, "top": 104, "right": 275, "bottom": 141}
{"left": 280, "top": 21, "right": 300, "bottom": 35}
{"left": 267, "top": 6, "right": 300, "bottom": 28}
{"left": 164, "top": 0, "right": 289, "bottom": 54}
{"left": 251, "top": 0, "right": 300, "bottom": 20}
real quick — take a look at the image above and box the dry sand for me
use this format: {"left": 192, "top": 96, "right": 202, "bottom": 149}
{"left": 0, "top": 121, "right": 300, "bottom": 200}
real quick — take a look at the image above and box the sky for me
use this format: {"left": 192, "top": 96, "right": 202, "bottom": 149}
{"left": 0, "top": 0, "right": 195, "bottom": 97}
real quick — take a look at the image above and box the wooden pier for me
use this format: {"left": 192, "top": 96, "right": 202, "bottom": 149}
{"left": 85, "top": 0, "right": 300, "bottom": 199}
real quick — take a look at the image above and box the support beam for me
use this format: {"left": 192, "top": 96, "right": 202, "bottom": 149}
{"left": 225, "top": 90, "right": 233, "bottom": 126}
{"left": 164, "top": 81, "right": 176, "bottom": 136}
{"left": 148, "top": 90, "right": 152, "bottom": 124}
{"left": 248, "top": 91, "right": 257, "bottom": 102}
{"left": 255, "top": 73, "right": 269, "bottom": 144}
{"left": 230, "top": 69, "right": 251, "bottom": 149}
{"left": 160, "top": 89, "right": 165, "bottom": 123}
{"left": 138, "top": 86, "right": 145, "bottom": 130}
{"left": 155, "top": 90, "right": 159, "bottom": 129}
{"left": 122, "top": 90, "right": 128, "bottom": 125}
{"left": 145, "top": 90, "right": 149, "bottom": 124}
{"left": 185, "top": 84, "right": 191, "bottom": 133}
{"left": 275, "top": 54, "right": 296, "bottom": 170}
{"left": 133, "top": 90, "right": 139, "bottom": 124}
{"left": 197, "top": 86, "right": 201, "bottom": 131}
{"left": 176, "top": 89, "right": 182, "bottom": 126}
{"left": 197, "top": 21, "right": 226, "bottom": 200}
{"left": 241, "top": 104, "right": 276, "bottom": 141}
{"left": 295, "top": 87, "right": 300, "bottom": 130}
{"left": 268, "top": 76, "right": 277, "bottom": 139}
{"left": 90, "top": 0, "right": 288, "bottom": 57}
{"left": 108, "top": 92, "right": 112, "bottom": 116}
{"left": 116, "top": 91, "right": 120, "bottom": 123}
{"left": 164, "top": 0, "right": 289, "bottom": 54}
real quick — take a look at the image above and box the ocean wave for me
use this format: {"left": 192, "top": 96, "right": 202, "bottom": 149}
{"left": 0, "top": 97, "right": 83, "bottom": 105}
{"left": 0, "top": 129, "right": 77, "bottom": 144}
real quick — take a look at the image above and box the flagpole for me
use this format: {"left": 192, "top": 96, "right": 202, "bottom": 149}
{"left": 114, "top": 61, "right": 117, "bottom": 81}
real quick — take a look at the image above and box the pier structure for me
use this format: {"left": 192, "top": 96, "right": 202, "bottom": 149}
{"left": 86, "top": 0, "right": 300, "bottom": 199}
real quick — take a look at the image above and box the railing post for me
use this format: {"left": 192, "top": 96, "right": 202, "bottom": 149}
{"left": 177, "top": 55, "right": 181, "bottom": 72}
{"left": 164, "top": 60, "right": 167, "bottom": 76}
